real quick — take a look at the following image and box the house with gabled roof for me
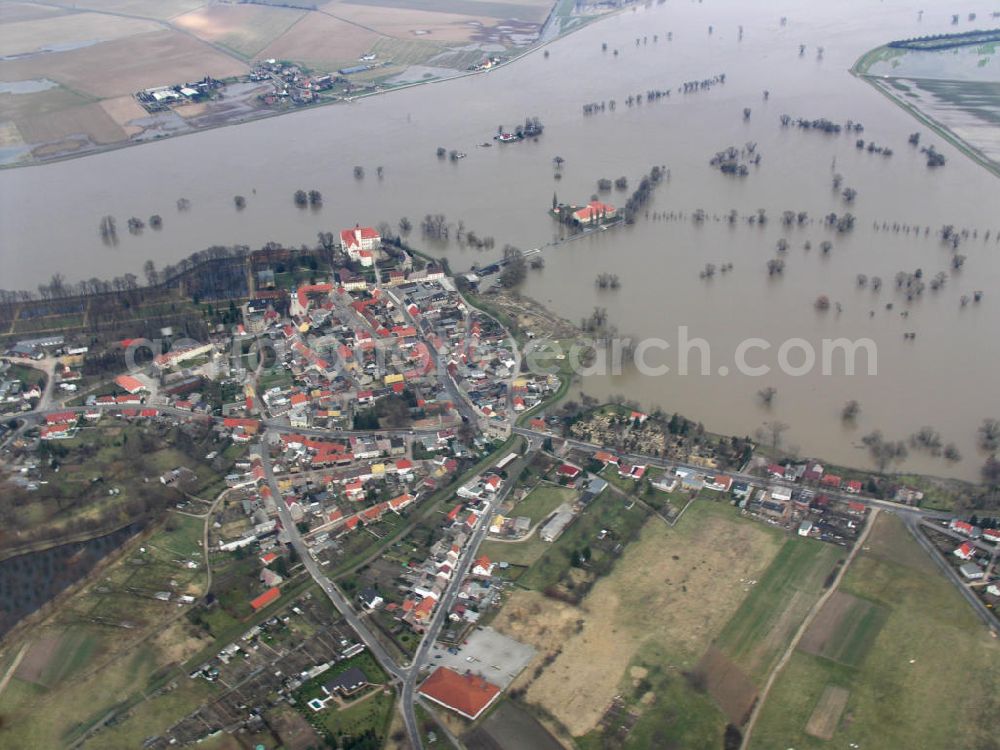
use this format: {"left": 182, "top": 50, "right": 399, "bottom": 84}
{"left": 953, "top": 542, "right": 976, "bottom": 561}
{"left": 472, "top": 555, "right": 494, "bottom": 577}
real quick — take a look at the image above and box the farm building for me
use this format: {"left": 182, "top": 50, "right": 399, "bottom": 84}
{"left": 540, "top": 504, "right": 575, "bottom": 542}
{"left": 958, "top": 562, "right": 984, "bottom": 580}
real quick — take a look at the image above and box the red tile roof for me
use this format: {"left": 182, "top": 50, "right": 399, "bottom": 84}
{"left": 250, "top": 587, "right": 281, "bottom": 611}
{"left": 572, "top": 200, "right": 616, "bottom": 222}
{"left": 340, "top": 226, "right": 380, "bottom": 249}
{"left": 418, "top": 667, "right": 501, "bottom": 720}
{"left": 115, "top": 374, "right": 146, "bottom": 393}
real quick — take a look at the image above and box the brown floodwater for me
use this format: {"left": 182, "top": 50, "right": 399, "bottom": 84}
{"left": 1, "top": 0, "right": 998, "bottom": 479}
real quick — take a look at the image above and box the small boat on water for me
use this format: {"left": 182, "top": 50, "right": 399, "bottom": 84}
{"left": 494, "top": 132, "right": 521, "bottom": 143}
{"left": 478, "top": 142, "right": 492, "bottom": 147}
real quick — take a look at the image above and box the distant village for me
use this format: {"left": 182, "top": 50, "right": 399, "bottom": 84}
{"left": 131, "top": 50, "right": 511, "bottom": 116}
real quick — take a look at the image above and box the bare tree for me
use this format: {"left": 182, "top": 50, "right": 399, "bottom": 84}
{"left": 500, "top": 245, "right": 526, "bottom": 288}
{"left": 979, "top": 418, "right": 1000, "bottom": 454}
{"left": 862, "top": 430, "right": 908, "bottom": 472}
{"left": 757, "top": 420, "right": 789, "bottom": 451}
{"left": 143, "top": 260, "right": 159, "bottom": 286}
{"left": 982, "top": 456, "right": 1000, "bottom": 488}
{"left": 909, "top": 426, "right": 943, "bottom": 456}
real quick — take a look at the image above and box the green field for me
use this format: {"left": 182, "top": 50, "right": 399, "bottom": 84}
{"left": 751, "top": 514, "right": 1000, "bottom": 749}
{"left": 2, "top": 362, "right": 46, "bottom": 387}
{"left": 517, "top": 487, "right": 648, "bottom": 592}
{"left": 716, "top": 537, "right": 843, "bottom": 681}
{"left": 577, "top": 640, "right": 726, "bottom": 750}
{"left": 513, "top": 483, "right": 576, "bottom": 524}
{"left": 81, "top": 678, "right": 216, "bottom": 749}
{"left": 804, "top": 594, "right": 888, "bottom": 668}
{"left": 0, "top": 628, "right": 181, "bottom": 747}
{"left": 0, "top": 511, "right": 217, "bottom": 746}
{"left": 481, "top": 536, "right": 549, "bottom": 568}
{"left": 523, "top": 500, "right": 784, "bottom": 749}
{"left": 317, "top": 690, "right": 394, "bottom": 744}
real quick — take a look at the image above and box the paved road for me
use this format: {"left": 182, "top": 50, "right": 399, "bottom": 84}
{"left": 916, "top": 518, "right": 998, "bottom": 555}
{"left": 513, "top": 427, "right": 957, "bottom": 522}
{"left": 256, "top": 437, "right": 407, "bottom": 683}
{"left": 14, "top": 401, "right": 443, "bottom": 439}
{"left": 907, "top": 515, "right": 998, "bottom": 632}
{"left": 400, "top": 446, "right": 535, "bottom": 750}
{"left": 386, "top": 287, "right": 481, "bottom": 429}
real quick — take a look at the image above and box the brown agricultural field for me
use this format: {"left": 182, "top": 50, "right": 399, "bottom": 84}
{"left": 98, "top": 94, "right": 147, "bottom": 134}
{"left": 492, "top": 504, "right": 782, "bottom": 737}
{"left": 322, "top": 3, "right": 503, "bottom": 44}
{"left": 804, "top": 685, "right": 850, "bottom": 740}
{"left": 797, "top": 590, "right": 860, "bottom": 658}
{"left": 0, "top": 30, "right": 249, "bottom": 99}
{"left": 327, "top": 0, "right": 552, "bottom": 25}
{"left": 52, "top": 0, "right": 209, "bottom": 20}
{"left": 695, "top": 646, "right": 758, "bottom": 725}
{"left": 11, "top": 633, "right": 62, "bottom": 686}
{"left": 256, "top": 14, "right": 382, "bottom": 69}
{"left": 0, "top": 12, "right": 160, "bottom": 57}
{"left": 174, "top": 4, "right": 307, "bottom": 59}
{"left": 0, "top": 84, "right": 93, "bottom": 123}
{"left": 0, "top": 2, "right": 73, "bottom": 24}
{"left": 17, "top": 101, "right": 125, "bottom": 144}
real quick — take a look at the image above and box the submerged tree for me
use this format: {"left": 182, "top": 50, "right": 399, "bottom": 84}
{"left": 98, "top": 215, "right": 118, "bottom": 244}
{"left": 979, "top": 418, "right": 1000, "bottom": 454}
{"left": 841, "top": 400, "right": 860, "bottom": 422}
{"left": 862, "top": 430, "right": 908, "bottom": 472}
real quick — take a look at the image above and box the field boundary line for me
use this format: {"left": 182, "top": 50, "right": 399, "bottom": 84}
{"left": 0, "top": 642, "right": 30, "bottom": 698}
{"left": 740, "top": 508, "right": 879, "bottom": 749}
{"left": 670, "top": 496, "right": 696, "bottom": 527}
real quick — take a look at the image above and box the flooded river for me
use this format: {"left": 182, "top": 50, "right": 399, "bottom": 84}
{"left": 1, "top": 0, "right": 998, "bottom": 479}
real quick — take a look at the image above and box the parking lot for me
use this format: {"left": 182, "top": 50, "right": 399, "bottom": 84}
{"left": 431, "top": 626, "right": 535, "bottom": 689}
